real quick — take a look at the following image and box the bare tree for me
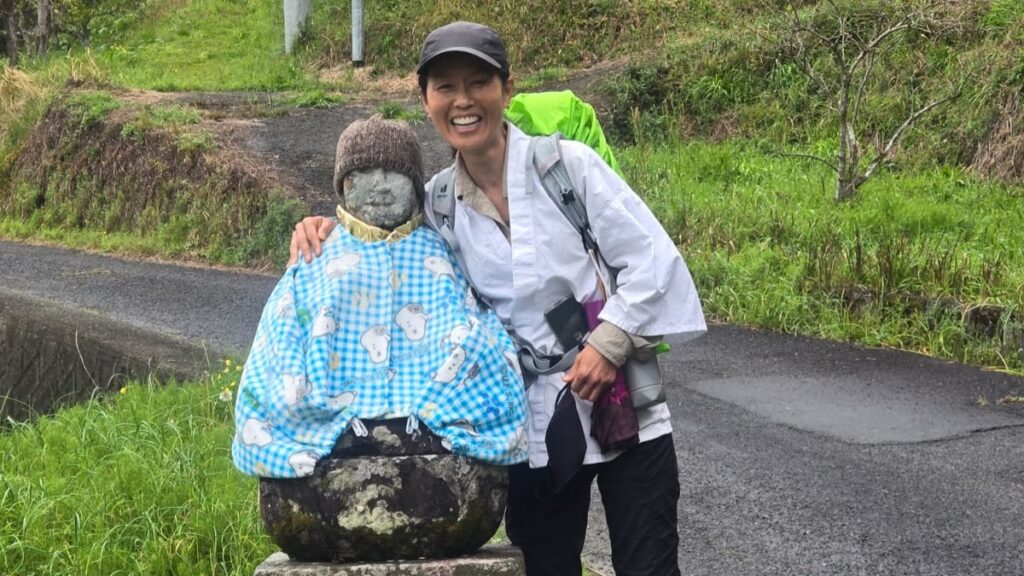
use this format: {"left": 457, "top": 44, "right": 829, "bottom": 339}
{"left": 770, "top": 0, "right": 963, "bottom": 201}
{"left": 34, "top": 0, "right": 50, "bottom": 54}
{"left": 3, "top": 0, "right": 19, "bottom": 65}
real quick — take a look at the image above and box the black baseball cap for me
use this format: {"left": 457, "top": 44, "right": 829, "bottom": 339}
{"left": 416, "top": 21, "right": 510, "bottom": 76}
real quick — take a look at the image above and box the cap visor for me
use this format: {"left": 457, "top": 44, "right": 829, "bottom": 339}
{"left": 416, "top": 47, "right": 503, "bottom": 74}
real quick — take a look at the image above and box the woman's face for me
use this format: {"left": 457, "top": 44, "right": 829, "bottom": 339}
{"left": 421, "top": 53, "right": 513, "bottom": 157}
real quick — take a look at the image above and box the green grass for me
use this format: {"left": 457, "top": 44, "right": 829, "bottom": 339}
{"left": 0, "top": 361, "right": 275, "bottom": 576}
{"left": 377, "top": 101, "right": 427, "bottom": 123}
{"left": 175, "top": 129, "right": 219, "bottom": 153}
{"left": 517, "top": 67, "right": 569, "bottom": 90}
{"left": 0, "top": 190, "right": 304, "bottom": 269}
{"left": 121, "top": 104, "right": 203, "bottom": 140}
{"left": 285, "top": 89, "right": 347, "bottom": 109}
{"left": 63, "top": 90, "right": 123, "bottom": 128}
{"left": 299, "top": 0, "right": 687, "bottom": 74}
{"left": 91, "top": 0, "right": 312, "bottom": 91}
{"left": 620, "top": 139, "right": 1024, "bottom": 373}
{"left": 0, "top": 215, "right": 202, "bottom": 258}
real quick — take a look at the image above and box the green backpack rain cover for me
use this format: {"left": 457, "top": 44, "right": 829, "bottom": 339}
{"left": 505, "top": 90, "right": 622, "bottom": 177}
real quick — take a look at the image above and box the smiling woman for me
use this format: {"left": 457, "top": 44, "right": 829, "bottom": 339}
{"left": 420, "top": 54, "right": 513, "bottom": 159}
{"left": 292, "top": 20, "right": 705, "bottom": 576}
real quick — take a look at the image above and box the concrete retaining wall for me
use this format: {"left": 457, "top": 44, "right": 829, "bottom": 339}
{"left": 0, "top": 288, "right": 212, "bottom": 422}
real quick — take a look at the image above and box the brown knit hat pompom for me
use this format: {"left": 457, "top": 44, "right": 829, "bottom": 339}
{"left": 333, "top": 114, "right": 425, "bottom": 201}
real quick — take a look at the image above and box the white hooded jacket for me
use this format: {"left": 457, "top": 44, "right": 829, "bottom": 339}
{"left": 426, "top": 122, "right": 706, "bottom": 467}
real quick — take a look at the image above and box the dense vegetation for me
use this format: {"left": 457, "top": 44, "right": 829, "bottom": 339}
{"left": 0, "top": 364, "right": 275, "bottom": 576}
{"left": 1, "top": 0, "right": 1021, "bottom": 365}
{"left": 1, "top": 2, "right": 1022, "bottom": 574}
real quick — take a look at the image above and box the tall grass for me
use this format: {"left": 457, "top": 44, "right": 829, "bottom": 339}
{"left": 621, "top": 139, "right": 1024, "bottom": 372}
{"left": 0, "top": 67, "right": 47, "bottom": 182}
{"left": 0, "top": 362, "right": 274, "bottom": 576}
{"left": 299, "top": 0, "right": 688, "bottom": 74}
{"left": 91, "top": 0, "right": 311, "bottom": 91}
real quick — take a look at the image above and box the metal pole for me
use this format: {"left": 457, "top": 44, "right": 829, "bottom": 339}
{"left": 283, "top": 0, "right": 312, "bottom": 54}
{"left": 352, "top": 0, "right": 364, "bottom": 67}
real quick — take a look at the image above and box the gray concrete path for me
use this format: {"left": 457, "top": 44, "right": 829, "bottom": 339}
{"left": 2, "top": 239, "right": 1023, "bottom": 575}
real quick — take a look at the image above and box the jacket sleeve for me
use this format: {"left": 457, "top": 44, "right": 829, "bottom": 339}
{"left": 560, "top": 141, "right": 706, "bottom": 340}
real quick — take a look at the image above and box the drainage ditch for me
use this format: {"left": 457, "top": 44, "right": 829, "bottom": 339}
{"left": 0, "top": 288, "right": 210, "bottom": 422}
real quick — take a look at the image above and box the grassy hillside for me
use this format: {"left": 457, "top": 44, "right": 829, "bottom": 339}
{"left": 12, "top": 0, "right": 1024, "bottom": 175}
{"left": 623, "top": 141, "right": 1024, "bottom": 371}
{"left": 0, "top": 81, "right": 304, "bottom": 267}
{"left": 1, "top": 0, "right": 1022, "bottom": 371}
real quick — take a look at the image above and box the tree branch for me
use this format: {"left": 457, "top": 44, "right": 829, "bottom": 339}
{"left": 779, "top": 151, "right": 839, "bottom": 173}
{"left": 848, "top": 19, "right": 911, "bottom": 76}
{"left": 851, "top": 50, "right": 874, "bottom": 127}
{"left": 859, "top": 90, "right": 961, "bottom": 181}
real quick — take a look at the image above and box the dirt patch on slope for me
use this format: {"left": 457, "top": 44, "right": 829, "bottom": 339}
{"left": 973, "top": 90, "right": 1024, "bottom": 185}
{"left": 112, "top": 61, "right": 625, "bottom": 217}
{"left": 2, "top": 63, "right": 625, "bottom": 270}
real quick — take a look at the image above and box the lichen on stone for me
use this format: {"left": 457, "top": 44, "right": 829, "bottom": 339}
{"left": 337, "top": 500, "right": 412, "bottom": 533}
{"left": 370, "top": 425, "right": 403, "bottom": 448}
{"left": 325, "top": 458, "right": 402, "bottom": 492}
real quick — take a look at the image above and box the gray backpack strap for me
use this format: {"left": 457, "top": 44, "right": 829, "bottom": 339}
{"left": 518, "top": 344, "right": 580, "bottom": 376}
{"left": 533, "top": 134, "right": 621, "bottom": 294}
{"left": 426, "top": 165, "right": 477, "bottom": 305}
{"left": 531, "top": 134, "right": 599, "bottom": 255}
{"left": 427, "top": 165, "right": 460, "bottom": 254}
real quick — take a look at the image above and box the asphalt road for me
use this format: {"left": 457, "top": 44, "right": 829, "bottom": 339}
{"left": 2, "top": 239, "right": 1023, "bottom": 575}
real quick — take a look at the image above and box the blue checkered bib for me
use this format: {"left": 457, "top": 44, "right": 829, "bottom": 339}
{"left": 232, "top": 224, "right": 528, "bottom": 478}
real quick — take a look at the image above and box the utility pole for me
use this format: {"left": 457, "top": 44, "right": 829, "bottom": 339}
{"left": 282, "top": 0, "right": 365, "bottom": 64}
{"left": 283, "top": 0, "right": 311, "bottom": 54}
{"left": 352, "top": 0, "right": 363, "bottom": 67}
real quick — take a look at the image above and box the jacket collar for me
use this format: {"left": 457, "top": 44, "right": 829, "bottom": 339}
{"left": 335, "top": 205, "right": 423, "bottom": 243}
{"left": 505, "top": 121, "right": 530, "bottom": 201}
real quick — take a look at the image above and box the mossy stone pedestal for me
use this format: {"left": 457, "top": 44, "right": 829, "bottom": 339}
{"left": 258, "top": 419, "right": 513, "bottom": 567}
{"left": 253, "top": 545, "right": 525, "bottom": 576}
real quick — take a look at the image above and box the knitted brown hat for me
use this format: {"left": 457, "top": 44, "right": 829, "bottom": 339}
{"left": 333, "top": 115, "right": 425, "bottom": 201}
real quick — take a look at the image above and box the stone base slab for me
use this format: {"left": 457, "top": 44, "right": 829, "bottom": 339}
{"left": 254, "top": 545, "right": 524, "bottom": 576}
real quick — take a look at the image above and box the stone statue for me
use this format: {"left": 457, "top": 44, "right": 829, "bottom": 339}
{"left": 232, "top": 116, "right": 528, "bottom": 563}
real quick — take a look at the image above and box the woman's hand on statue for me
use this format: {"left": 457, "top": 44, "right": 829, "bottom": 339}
{"left": 563, "top": 346, "right": 617, "bottom": 402}
{"left": 289, "top": 216, "right": 337, "bottom": 265}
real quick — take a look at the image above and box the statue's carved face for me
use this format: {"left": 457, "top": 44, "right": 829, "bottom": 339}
{"left": 343, "top": 168, "right": 417, "bottom": 231}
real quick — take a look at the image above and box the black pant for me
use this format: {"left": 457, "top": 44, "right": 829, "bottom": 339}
{"left": 505, "top": 434, "right": 681, "bottom": 576}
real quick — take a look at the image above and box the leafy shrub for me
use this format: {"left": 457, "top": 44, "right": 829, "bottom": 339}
{"left": 63, "top": 90, "right": 122, "bottom": 128}
{"left": 377, "top": 101, "right": 426, "bottom": 123}
{"left": 286, "top": 89, "right": 346, "bottom": 109}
